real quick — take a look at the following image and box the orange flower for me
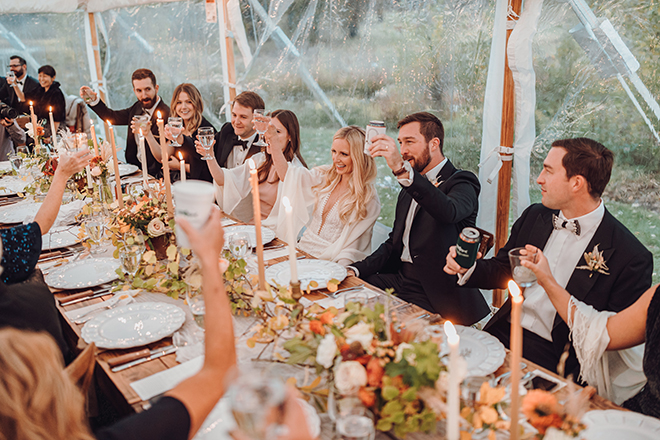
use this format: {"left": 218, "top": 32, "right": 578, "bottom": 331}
{"left": 366, "top": 356, "right": 384, "bottom": 387}
{"left": 319, "top": 311, "right": 335, "bottom": 325}
{"left": 521, "top": 390, "right": 563, "bottom": 434}
{"left": 358, "top": 386, "right": 376, "bottom": 407}
{"left": 309, "top": 320, "right": 325, "bottom": 335}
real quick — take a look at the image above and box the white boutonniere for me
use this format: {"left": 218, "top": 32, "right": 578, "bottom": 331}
{"left": 433, "top": 180, "right": 444, "bottom": 188}
{"left": 576, "top": 244, "right": 609, "bottom": 277}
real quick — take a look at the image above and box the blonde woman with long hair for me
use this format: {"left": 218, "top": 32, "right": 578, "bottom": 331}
{"left": 277, "top": 125, "right": 380, "bottom": 265}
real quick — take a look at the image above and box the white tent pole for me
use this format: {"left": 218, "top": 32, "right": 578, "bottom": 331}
{"left": 217, "top": 0, "right": 233, "bottom": 122}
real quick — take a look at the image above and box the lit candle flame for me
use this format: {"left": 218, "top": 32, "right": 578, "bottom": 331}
{"left": 282, "top": 196, "right": 291, "bottom": 211}
{"left": 444, "top": 321, "right": 459, "bottom": 345}
{"left": 106, "top": 120, "right": 112, "bottom": 127}
{"left": 247, "top": 158, "right": 256, "bottom": 170}
{"left": 156, "top": 111, "right": 162, "bottom": 119}
{"left": 49, "top": 106, "right": 52, "bottom": 112}
{"left": 508, "top": 280, "right": 523, "bottom": 303}
{"left": 90, "top": 119, "right": 94, "bottom": 125}
{"left": 178, "top": 152, "right": 183, "bottom": 160}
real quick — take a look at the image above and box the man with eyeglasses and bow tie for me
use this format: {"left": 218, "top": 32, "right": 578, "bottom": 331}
{"left": 1, "top": 55, "right": 41, "bottom": 116}
{"left": 445, "top": 137, "right": 652, "bottom": 378}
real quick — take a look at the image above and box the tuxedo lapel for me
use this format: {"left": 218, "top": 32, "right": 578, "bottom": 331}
{"left": 529, "top": 209, "right": 555, "bottom": 249}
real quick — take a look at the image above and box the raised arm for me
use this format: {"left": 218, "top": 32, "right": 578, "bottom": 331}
{"left": 33, "top": 150, "right": 89, "bottom": 234}
{"left": 521, "top": 245, "right": 650, "bottom": 350}
{"left": 193, "top": 137, "right": 225, "bottom": 185}
{"left": 132, "top": 120, "right": 165, "bottom": 163}
{"left": 167, "top": 208, "right": 236, "bottom": 438}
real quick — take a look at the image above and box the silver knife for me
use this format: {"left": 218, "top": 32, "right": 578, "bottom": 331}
{"left": 60, "top": 288, "right": 113, "bottom": 306}
{"left": 111, "top": 345, "right": 178, "bottom": 372}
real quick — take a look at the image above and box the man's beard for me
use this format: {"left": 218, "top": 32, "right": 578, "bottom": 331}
{"left": 404, "top": 147, "right": 432, "bottom": 173}
{"left": 141, "top": 97, "right": 155, "bottom": 109}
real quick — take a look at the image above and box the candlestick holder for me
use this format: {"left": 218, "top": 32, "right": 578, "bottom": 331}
{"left": 290, "top": 280, "right": 302, "bottom": 301}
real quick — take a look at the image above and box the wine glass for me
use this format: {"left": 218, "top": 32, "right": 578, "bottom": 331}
{"left": 228, "top": 372, "right": 286, "bottom": 440}
{"left": 508, "top": 247, "right": 538, "bottom": 288}
{"left": 335, "top": 406, "right": 376, "bottom": 440}
{"left": 16, "top": 145, "right": 29, "bottom": 156}
{"left": 228, "top": 232, "right": 251, "bottom": 260}
{"left": 188, "top": 287, "right": 206, "bottom": 330}
{"left": 123, "top": 230, "right": 147, "bottom": 254}
{"left": 252, "top": 109, "right": 269, "bottom": 147}
{"left": 167, "top": 117, "right": 184, "bottom": 147}
{"left": 133, "top": 114, "right": 150, "bottom": 132}
{"left": 84, "top": 213, "right": 105, "bottom": 255}
{"left": 8, "top": 153, "right": 22, "bottom": 174}
{"left": 118, "top": 242, "right": 143, "bottom": 279}
{"left": 197, "top": 127, "right": 215, "bottom": 161}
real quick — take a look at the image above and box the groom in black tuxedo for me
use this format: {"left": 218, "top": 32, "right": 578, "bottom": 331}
{"left": 445, "top": 137, "right": 652, "bottom": 377}
{"left": 349, "top": 112, "right": 490, "bottom": 326}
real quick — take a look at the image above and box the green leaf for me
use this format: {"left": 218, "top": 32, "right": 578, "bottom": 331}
{"left": 381, "top": 385, "right": 400, "bottom": 401}
{"left": 402, "top": 387, "right": 417, "bottom": 401}
{"left": 376, "top": 419, "right": 393, "bottom": 432}
{"left": 381, "top": 400, "right": 403, "bottom": 416}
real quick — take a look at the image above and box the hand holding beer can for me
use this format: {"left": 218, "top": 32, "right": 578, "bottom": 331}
{"left": 364, "top": 120, "right": 386, "bottom": 154}
{"left": 454, "top": 227, "right": 482, "bottom": 269}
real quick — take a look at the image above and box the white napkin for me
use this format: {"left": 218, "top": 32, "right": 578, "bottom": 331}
{"left": 2, "top": 199, "right": 88, "bottom": 227}
{"left": 130, "top": 355, "right": 204, "bottom": 401}
{"left": 63, "top": 290, "right": 140, "bottom": 321}
{"left": 221, "top": 218, "right": 237, "bottom": 227}
{"left": 263, "top": 248, "right": 289, "bottom": 261}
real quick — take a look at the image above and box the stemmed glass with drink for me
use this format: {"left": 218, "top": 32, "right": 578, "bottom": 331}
{"left": 252, "top": 109, "right": 269, "bottom": 148}
{"left": 197, "top": 126, "right": 215, "bottom": 161}
{"left": 84, "top": 211, "right": 105, "bottom": 255}
{"left": 229, "top": 232, "right": 251, "bottom": 260}
{"left": 188, "top": 287, "right": 206, "bottom": 329}
{"left": 118, "top": 242, "right": 143, "bottom": 279}
{"left": 228, "top": 372, "right": 286, "bottom": 440}
{"left": 508, "top": 247, "right": 538, "bottom": 289}
{"left": 167, "top": 117, "right": 184, "bottom": 147}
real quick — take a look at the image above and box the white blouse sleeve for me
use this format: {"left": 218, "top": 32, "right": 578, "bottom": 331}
{"left": 216, "top": 153, "right": 266, "bottom": 214}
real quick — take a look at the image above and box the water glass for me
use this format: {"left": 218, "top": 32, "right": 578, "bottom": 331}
{"left": 188, "top": 288, "right": 205, "bottom": 329}
{"left": 252, "top": 109, "right": 269, "bottom": 147}
{"left": 345, "top": 290, "right": 369, "bottom": 306}
{"left": 123, "top": 230, "right": 147, "bottom": 254}
{"left": 133, "top": 114, "right": 150, "bottom": 132}
{"left": 335, "top": 406, "right": 376, "bottom": 440}
{"left": 228, "top": 232, "right": 251, "bottom": 260}
{"left": 228, "top": 373, "right": 286, "bottom": 440}
{"left": 168, "top": 117, "right": 184, "bottom": 147}
{"left": 85, "top": 216, "right": 104, "bottom": 254}
{"left": 508, "top": 247, "right": 538, "bottom": 288}
{"left": 8, "top": 153, "right": 22, "bottom": 173}
{"left": 197, "top": 126, "right": 215, "bottom": 161}
{"left": 119, "top": 243, "right": 142, "bottom": 278}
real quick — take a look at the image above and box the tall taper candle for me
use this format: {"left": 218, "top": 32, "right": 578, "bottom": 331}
{"left": 29, "top": 101, "right": 40, "bottom": 153}
{"left": 90, "top": 120, "right": 99, "bottom": 156}
{"left": 248, "top": 158, "right": 265, "bottom": 290}
{"left": 178, "top": 152, "right": 186, "bottom": 182}
{"left": 444, "top": 321, "right": 460, "bottom": 440}
{"left": 156, "top": 111, "right": 173, "bottom": 216}
{"left": 48, "top": 107, "right": 56, "bottom": 147}
{"left": 138, "top": 129, "right": 149, "bottom": 187}
{"left": 281, "top": 196, "right": 298, "bottom": 283}
{"left": 508, "top": 280, "right": 524, "bottom": 440}
{"left": 106, "top": 121, "right": 124, "bottom": 208}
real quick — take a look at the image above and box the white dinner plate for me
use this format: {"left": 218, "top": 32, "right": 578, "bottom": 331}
{"left": 0, "top": 176, "right": 28, "bottom": 195}
{"left": 0, "top": 200, "right": 37, "bottom": 223}
{"left": 44, "top": 257, "right": 120, "bottom": 289}
{"left": 42, "top": 225, "right": 81, "bottom": 250}
{"left": 81, "top": 302, "right": 186, "bottom": 349}
{"left": 440, "top": 325, "right": 506, "bottom": 377}
{"left": 110, "top": 163, "right": 139, "bottom": 177}
{"left": 582, "top": 410, "right": 660, "bottom": 440}
{"left": 224, "top": 225, "right": 276, "bottom": 249}
{"left": 265, "top": 259, "right": 347, "bottom": 290}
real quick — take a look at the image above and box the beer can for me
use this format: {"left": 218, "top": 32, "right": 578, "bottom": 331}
{"left": 364, "top": 120, "right": 386, "bottom": 154}
{"left": 455, "top": 227, "right": 481, "bottom": 269}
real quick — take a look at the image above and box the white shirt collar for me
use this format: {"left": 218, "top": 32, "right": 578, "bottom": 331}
{"left": 424, "top": 157, "right": 448, "bottom": 181}
{"left": 559, "top": 200, "right": 605, "bottom": 240}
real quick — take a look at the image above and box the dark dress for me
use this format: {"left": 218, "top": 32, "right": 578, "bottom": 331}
{"left": 623, "top": 285, "right": 660, "bottom": 418}
{"left": 1, "top": 222, "right": 42, "bottom": 284}
{"left": 95, "top": 396, "right": 190, "bottom": 440}
{"left": 175, "top": 116, "right": 215, "bottom": 182}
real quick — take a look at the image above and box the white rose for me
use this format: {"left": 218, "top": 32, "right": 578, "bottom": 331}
{"left": 147, "top": 218, "right": 166, "bottom": 237}
{"left": 91, "top": 166, "right": 102, "bottom": 177}
{"left": 334, "top": 360, "right": 368, "bottom": 395}
{"left": 344, "top": 321, "right": 373, "bottom": 351}
{"left": 316, "top": 333, "right": 337, "bottom": 369}
{"left": 394, "top": 342, "right": 416, "bottom": 365}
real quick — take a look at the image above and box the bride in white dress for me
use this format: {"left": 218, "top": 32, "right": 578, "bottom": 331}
{"left": 276, "top": 126, "right": 380, "bottom": 265}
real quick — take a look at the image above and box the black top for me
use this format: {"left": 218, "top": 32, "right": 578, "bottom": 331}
{"left": 623, "top": 285, "right": 660, "bottom": 418}
{"left": 0, "top": 269, "right": 71, "bottom": 362}
{"left": 88, "top": 98, "right": 170, "bottom": 179}
{"left": 95, "top": 396, "right": 190, "bottom": 440}
{"left": 177, "top": 116, "right": 215, "bottom": 182}
{"left": 0, "top": 75, "right": 41, "bottom": 116}
{"left": 1, "top": 222, "right": 42, "bottom": 284}
{"left": 35, "top": 81, "right": 67, "bottom": 124}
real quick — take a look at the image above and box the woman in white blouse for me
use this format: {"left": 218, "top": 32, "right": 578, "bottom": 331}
{"left": 277, "top": 126, "right": 380, "bottom": 265}
{"left": 196, "top": 109, "right": 307, "bottom": 228}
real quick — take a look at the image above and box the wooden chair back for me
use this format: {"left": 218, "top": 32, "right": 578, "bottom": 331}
{"left": 64, "top": 342, "right": 97, "bottom": 397}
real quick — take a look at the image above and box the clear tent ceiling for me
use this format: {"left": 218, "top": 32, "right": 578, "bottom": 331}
{"left": 0, "top": 0, "right": 658, "bottom": 242}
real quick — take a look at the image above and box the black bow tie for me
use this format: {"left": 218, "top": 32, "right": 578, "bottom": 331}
{"left": 552, "top": 214, "right": 581, "bottom": 236}
{"left": 237, "top": 140, "right": 249, "bottom": 151}
{"left": 15, "top": 80, "right": 23, "bottom": 86}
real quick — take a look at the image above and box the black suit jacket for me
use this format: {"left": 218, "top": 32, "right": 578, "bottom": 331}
{"left": 0, "top": 75, "right": 41, "bottom": 116}
{"left": 88, "top": 98, "right": 170, "bottom": 178}
{"left": 353, "top": 160, "right": 490, "bottom": 325}
{"left": 469, "top": 203, "right": 653, "bottom": 377}
{"left": 181, "top": 122, "right": 261, "bottom": 182}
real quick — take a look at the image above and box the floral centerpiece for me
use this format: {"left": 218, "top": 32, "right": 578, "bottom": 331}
{"left": 521, "top": 387, "right": 588, "bottom": 439}
{"left": 248, "top": 298, "right": 446, "bottom": 437}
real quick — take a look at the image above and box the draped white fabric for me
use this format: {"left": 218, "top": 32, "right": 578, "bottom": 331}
{"left": 0, "top": 0, "right": 180, "bottom": 13}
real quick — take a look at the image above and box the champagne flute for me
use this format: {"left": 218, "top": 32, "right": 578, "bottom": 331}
{"left": 197, "top": 127, "right": 215, "bottom": 161}
{"left": 228, "top": 232, "right": 251, "bottom": 260}
{"left": 252, "top": 109, "right": 269, "bottom": 147}
{"left": 508, "top": 247, "right": 538, "bottom": 288}
{"left": 168, "top": 117, "right": 184, "bottom": 147}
